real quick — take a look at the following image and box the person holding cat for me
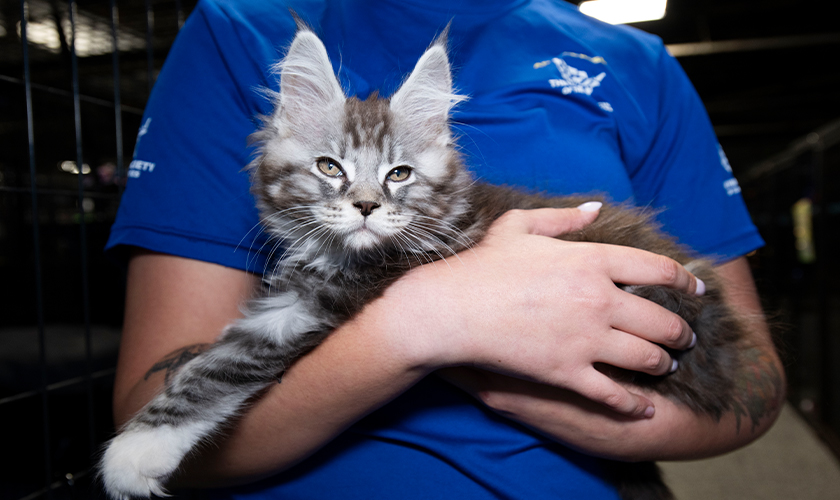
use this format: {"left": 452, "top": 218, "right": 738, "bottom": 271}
{"left": 105, "top": 0, "right": 784, "bottom": 498}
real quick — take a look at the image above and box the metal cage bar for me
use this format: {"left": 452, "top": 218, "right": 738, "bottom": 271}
{"left": 18, "top": 1, "right": 52, "bottom": 497}
{"left": 67, "top": 0, "right": 97, "bottom": 460}
{"left": 110, "top": 0, "right": 126, "bottom": 193}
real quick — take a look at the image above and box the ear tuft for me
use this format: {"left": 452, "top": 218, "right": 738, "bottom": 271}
{"left": 432, "top": 22, "right": 452, "bottom": 50}
{"left": 287, "top": 9, "right": 311, "bottom": 33}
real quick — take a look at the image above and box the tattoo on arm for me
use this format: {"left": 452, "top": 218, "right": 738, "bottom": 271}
{"left": 732, "top": 345, "right": 784, "bottom": 433}
{"left": 144, "top": 343, "right": 213, "bottom": 385}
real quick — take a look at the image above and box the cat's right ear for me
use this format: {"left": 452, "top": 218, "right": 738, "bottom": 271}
{"left": 390, "top": 32, "right": 466, "bottom": 145}
{"left": 273, "top": 29, "right": 345, "bottom": 133}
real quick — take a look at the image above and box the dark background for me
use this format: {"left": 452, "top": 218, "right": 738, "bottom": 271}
{"left": 1, "top": 0, "right": 838, "bottom": 498}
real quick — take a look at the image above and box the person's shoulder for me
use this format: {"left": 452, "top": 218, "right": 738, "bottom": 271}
{"left": 529, "top": 0, "right": 667, "bottom": 67}
{"left": 180, "top": 0, "right": 326, "bottom": 68}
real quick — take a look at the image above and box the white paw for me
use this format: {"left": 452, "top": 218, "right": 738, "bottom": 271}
{"left": 100, "top": 424, "right": 202, "bottom": 499}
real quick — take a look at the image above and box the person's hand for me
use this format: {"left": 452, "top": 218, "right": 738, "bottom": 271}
{"left": 437, "top": 257, "right": 784, "bottom": 462}
{"left": 387, "top": 203, "right": 702, "bottom": 419}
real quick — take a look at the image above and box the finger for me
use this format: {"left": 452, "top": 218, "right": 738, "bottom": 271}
{"left": 599, "top": 245, "right": 702, "bottom": 296}
{"left": 494, "top": 204, "right": 601, "bottom": 238}
{"left": 574, "top": 371, "right": 655, "bottom": 418}
{"left": 609, "top": 291, "right": 696, "bottom": 349}
{"left": 597, "top": 329, "right": 677, "bottom": 376}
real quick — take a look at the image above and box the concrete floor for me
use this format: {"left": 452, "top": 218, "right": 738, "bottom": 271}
{"left": 661, "top": 404, "right": 840, "bottom": 499}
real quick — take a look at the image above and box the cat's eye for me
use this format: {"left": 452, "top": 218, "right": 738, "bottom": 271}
{"left": 317, "top": 157, "right": 344, "bottom": 177}
{"left": 387, "top": 166, "right": 412, "bottom": 182}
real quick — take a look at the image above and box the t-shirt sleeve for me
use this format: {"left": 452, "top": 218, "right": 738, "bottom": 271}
{"left": 623, "top": 43, "right": 764, "bottom": 262}
{"left": 105, "top": 1, "right": 292, "bottom": 274}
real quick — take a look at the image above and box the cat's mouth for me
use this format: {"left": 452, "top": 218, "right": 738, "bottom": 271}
{"left": 341, "top": 214, "right": 403, "bottom": 251}
{"left": 354, "top": 215, "right": 387, "bottom": 234}
{"left": 345, "top": 227, "right": 382, "bottom": 250}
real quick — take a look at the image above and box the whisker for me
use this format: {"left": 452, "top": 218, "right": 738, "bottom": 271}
{"left": 409, "top": 222, "right": 473, "bottom": 255}
{"left": 409, "top": 214, "right": 476, "bottom": 249}
{"left": 408, "top": 215, "right": 479, "bottom": 261}
{"left": 392, "top": 232, "right": 433, "bottom": 267}
{"left": 262, "top": 218, "right": 321, "bottom": 277}
{"left": 276, "top": 224, "right": 331, "bottom": 282}
{"left": 388, "top": 234, "right": 414, "bottom": 270}
{"left": 400, "top": 229, "right": 449, "bottom": 269}
{"left": 244, "top": 206, "right": 325, "bottom": 272}
{"left": 404, "top": 225, "right": 462, "bottom": 267}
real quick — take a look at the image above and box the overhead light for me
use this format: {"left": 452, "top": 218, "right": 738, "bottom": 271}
{"left": 18, "top": 19, "right": 62, "bottom": 51}
{"left": 60, "top": 160, "right": 91, "bottom": 175}
{"left": 579, "top": 0, "right": 667, "bottom": 25}
{"left": 16, "top": 0, "right": 145, "bottom": 57}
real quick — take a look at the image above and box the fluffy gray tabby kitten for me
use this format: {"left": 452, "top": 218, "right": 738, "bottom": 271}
{"left": 101, "top": 27, "right": 753, "bottom": 500}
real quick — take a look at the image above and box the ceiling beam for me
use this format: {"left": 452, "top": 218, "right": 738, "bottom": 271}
{"left": 667, "top": 33, "right": 840, "bottom": 57}
{"left": 739, "top": 118, "right": 840, "bottom": 183}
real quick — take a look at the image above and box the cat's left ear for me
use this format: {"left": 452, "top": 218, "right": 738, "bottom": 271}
{"left": 390, "top": 34, "right": 466, "bottom": 143}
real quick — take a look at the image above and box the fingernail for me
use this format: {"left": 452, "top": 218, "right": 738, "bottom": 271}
{"left": 689, "top": 332, "right": 697, "bottom": 349}
{"left": 644, "top": 406, "right": 655, "bottom": 418}
{"left": 669, "top": 359, "right": 679, "bottom": 373}
{"left": 577, "top": 201, "right": 603, "bottom": 212}
{"left": 695, "top": 278, "right": 706, "bottom": 296}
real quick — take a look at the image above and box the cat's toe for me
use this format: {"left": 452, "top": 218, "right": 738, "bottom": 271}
{"left": 100, "top": 424, "right": 202, "bottom": 499}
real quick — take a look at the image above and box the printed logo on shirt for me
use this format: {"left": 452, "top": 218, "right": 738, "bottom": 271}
{"left": 723, "top": 178, "right": 741, "bottom": 196}
{"left": 548, "top": 58, "right": 605, "bottom": 95}
{"left": 717, "top": 144, "right": 741, "bottom": 196}
{"left": 598, "top": 102, "right": 614, "bottom": 112}
{"left": 534, "top": 53, "right": 612, "bottom": 110}
{"left": 128, "top": 159, "right": 156, "bottom": 178}
{"left": 129, "top": 117, "right": 155, "bottom": 179}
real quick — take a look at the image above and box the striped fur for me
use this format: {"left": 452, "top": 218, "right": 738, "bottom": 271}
{"left": 100, "top": 28, "right": 750, "bottom": 500}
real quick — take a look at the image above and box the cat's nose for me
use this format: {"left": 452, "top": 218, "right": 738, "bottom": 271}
{"left": 353, "top": 201, "right": 381, "bottom": 217}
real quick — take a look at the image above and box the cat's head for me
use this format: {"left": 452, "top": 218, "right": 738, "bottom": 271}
{"left": 250, "top": 28, "right": 472, "bottom": 264}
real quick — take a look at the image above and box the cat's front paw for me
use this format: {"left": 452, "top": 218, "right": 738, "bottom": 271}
{"left": 100, "top": 424, "right": 201, "bottom": 499}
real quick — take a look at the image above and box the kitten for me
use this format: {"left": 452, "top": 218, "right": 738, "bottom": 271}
{"left": 100, "top": 27, "right": 753, "bottom": 500}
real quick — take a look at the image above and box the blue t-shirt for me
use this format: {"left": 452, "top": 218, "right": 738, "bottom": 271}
{"left": 106, "top": 0, "right": 764, "bottom": 498}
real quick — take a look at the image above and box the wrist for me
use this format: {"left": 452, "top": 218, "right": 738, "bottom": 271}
{"left": 365, "top": 264, "right": 464, "bottom": 373}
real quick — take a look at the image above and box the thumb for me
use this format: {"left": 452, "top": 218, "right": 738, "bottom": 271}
{"left": 519, "top": 201, "right": 602, "bottom": 237}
